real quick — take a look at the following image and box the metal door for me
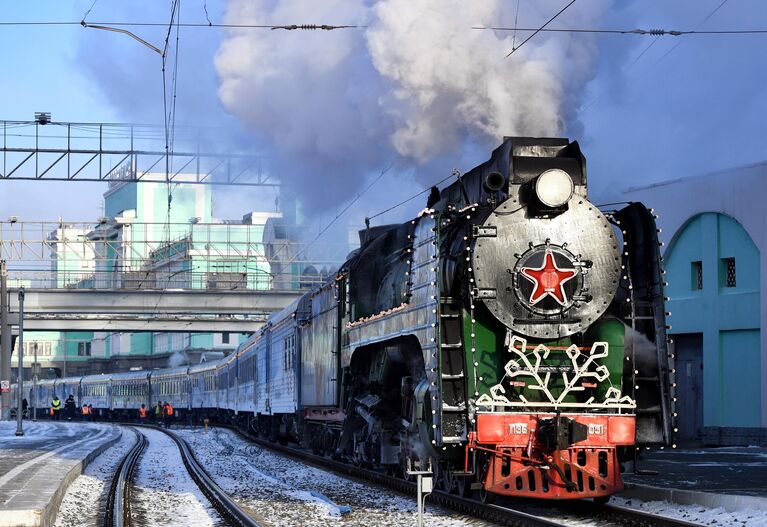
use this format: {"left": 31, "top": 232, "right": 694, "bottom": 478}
{"left": 673, "top": 333, "right": 703, "bottom": 442}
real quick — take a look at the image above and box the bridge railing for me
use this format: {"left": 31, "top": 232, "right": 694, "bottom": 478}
{"left": 0, "top": 219, "right": 352, "bottom": 292}
{"left": 5, "top": 268, "right": 331, "bottom": 291}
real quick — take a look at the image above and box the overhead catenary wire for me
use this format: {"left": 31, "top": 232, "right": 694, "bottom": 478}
{"left": 202, "top": 0, "right": 213, "bottom": 26}
{"left": 279, "top": 165, "right": 393, "bottom": 268}
{"left": 505, "top": 0, "right": 578, "bottom": 57}
{"left": 476, "top": 26, "right": 764, "bottom": 35}
{"left": 578, "top": 0, "right": 734, "bottom": 119}
{"left": 367, "top": 172, "right": 455, "bottom": 222}
{"left": 511, "top": 0, "right": 521, "bottom": 51}
{"left": 160, "top": 0, "right": 180, "bottom": 246}
{"left": 651, "top": 0, "right": 730, "bottom": 66}
{"left": 3, "top": 19, "right": 764, "bottom": 35}
{"left": 0, "top": 20, "right": 365, "bottom": 29}
{"left": 81, "top": 0, "right": 99, "bottom": 24}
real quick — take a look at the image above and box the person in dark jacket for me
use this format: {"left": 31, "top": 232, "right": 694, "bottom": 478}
{"left": 64, "top": 394, "right": 76, "bottom": 420}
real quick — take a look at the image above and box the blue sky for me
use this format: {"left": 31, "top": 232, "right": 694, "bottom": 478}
{"left": 0, "top": 0, "right": 764, "bottom": 226}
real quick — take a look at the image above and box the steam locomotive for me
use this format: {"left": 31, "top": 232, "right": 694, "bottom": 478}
{"left": 25, "top": 137, "right": 673, "bottom": 503}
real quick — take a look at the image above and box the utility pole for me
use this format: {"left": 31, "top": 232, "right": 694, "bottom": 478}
{"left": 33, "top": 342, "right": 38, "bottom": 422}
{"left": 1, "top": 260, "right": 9, "bottom": 420}
{"left": 15, "top": 288, "right": 24, "bottom": 436}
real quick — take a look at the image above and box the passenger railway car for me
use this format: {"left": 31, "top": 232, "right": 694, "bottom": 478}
{"left": 81, "top": 374, "right": 111, "bottom": 410}
{"left": 109, "top": 371, "right": 150, "bottom": 418}
{"left": 59, "top": 376, "right": 82, "bottom": 405}
{"left": 15, "top": 137, "right": 672, "bottom": 503}
{"left": 188, "top": 362, "right": 218, "bottom": 413}
{"left": 150, "top": 366, "right": 191, "bottom": 417}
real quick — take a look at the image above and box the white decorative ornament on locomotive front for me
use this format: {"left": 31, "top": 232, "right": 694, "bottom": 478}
{"left": 475, "top": 334, "right": 636, "bottom": 410}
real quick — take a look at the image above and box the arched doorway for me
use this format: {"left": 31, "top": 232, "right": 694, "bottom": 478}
{"left": 664, "top": 212, "right": 760, "bottom": 443}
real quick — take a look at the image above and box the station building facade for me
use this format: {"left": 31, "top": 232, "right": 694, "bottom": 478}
{"left": 625, "top": 161, "right": 766, "bottom": 446}
{"left": 16, "top": 174, "right": 280, "bottom": 377}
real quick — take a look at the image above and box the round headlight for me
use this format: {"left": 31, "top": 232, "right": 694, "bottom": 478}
{"left": 535, "top": 169, "right": 574, "bottom": 208}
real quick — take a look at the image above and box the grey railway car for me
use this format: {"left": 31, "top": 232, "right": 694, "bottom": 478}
{"left": 12, "top": 378, "right": 55, "bottom": 416}
{"left": 216, "top": 354, "right": 237, "bottom": 411}
{"left": 59, "top": 376, "right": 83, "bottom": 406}
{"left": 151, "top": 366, "right": 191, "bottom": 415}
{"left": 254, "top": 324, "right": 269, "bottom": 416}
{"left": 35, "top": 379, "right": 57, "bottom": 410}
{"left": 234, "top": 340, "right": 257, "bottom": 415}
{"left": 300, "top": 283, "right": 337, "bottom": 408}
{"left": 265, "top": 302, "right": 299, "bottom": 416}
{"left": 81, "top": 374, "right": 111, "bottom": 409}
{"left": 110, "top": 371, "right": 150, "bottom": 416}
{"left": 189, "top": 362, "right": 218, "bottom": 412}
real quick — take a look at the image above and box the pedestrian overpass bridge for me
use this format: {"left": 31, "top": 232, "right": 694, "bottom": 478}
{"left": 4, "top": 288, "right": 303, "bottom": 333}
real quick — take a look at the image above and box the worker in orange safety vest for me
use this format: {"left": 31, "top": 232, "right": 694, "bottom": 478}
{"left": 163, "top": 401, "right": 174, "bottom": 429}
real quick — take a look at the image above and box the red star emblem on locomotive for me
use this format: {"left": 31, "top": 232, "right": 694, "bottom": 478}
{"left": 519, "top": 249, "right": 577, "bottom": 306}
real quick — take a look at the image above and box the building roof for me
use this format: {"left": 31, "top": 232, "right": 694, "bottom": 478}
{"left": 625, "top": 160, "right": 767, "bottom": 193}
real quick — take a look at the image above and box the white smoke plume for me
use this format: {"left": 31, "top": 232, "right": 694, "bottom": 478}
{"left": 215, "top": 0, "right": 609, "bottom": 211}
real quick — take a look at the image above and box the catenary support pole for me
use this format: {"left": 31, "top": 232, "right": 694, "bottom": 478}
{"left": 15, "top": 288, "right": 24, "bottom": 436}
{"left": 33, "top": 343, "right": 37, "bottom": 422}
{"left": 0, "top": 261, "right": 9, "bottom": 420}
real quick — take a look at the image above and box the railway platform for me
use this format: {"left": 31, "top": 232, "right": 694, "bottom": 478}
{"left": 0, "top": 422, "right": 121, "bottom": 527}
{"left": 621, "top": 446, "right": 767, "bottom": 512}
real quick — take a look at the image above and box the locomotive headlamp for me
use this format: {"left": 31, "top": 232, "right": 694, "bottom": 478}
{"left": 535, "top": 169, "right": 574, "bottom": 208}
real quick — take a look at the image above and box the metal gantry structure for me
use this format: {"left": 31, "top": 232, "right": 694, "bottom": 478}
{"left": 0, "top": 119, "right": 276, "bottom": 187}
{"left": 0, "top": 219, "right": 349, "bottom": 292}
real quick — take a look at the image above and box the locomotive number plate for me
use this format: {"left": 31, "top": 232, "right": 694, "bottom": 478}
{"left": 588, "top": 423, "right": 605, "bottom": 436}
{"left": 509, "top": 423, "right": 528, "bottom": 435}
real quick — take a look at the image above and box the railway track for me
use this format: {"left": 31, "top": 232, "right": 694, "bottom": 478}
{"left": 218, "top": 424, "right": 703, "bottom": 527}
{"left": 103, "top": 428, "right": 146, "bottom": 527}
{"left": 104, "top": 425, "right": 261, "bottom": 527}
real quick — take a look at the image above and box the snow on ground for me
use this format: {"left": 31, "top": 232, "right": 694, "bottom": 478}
{"left": 176, "top": 427, "right": 493, "bottom": 527}
{"left": 611, "top": 496, "right": 767, "bottom": 527}
{"left": 55, "top": 426, "right": 136, "bottom": 527}
{"left": 0, "top": 421, "right": 100, "bottom": 443}
{"left": 132, "top": 427, "right": 223, "bottom": 527}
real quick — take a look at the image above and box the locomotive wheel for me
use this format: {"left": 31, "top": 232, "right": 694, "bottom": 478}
{"left": 456, "top": 476, "right": 472, "bottom": 497}
{"left": 478, "top": 485, "right": 496, "bottom": 504}
{"left": 477, "top": 454, "right": 495, "bottom": 503}
{"left": 435, "top": 466, "right": 448, "bottom": 491}
{"left": 438, "top": 468, "right": 457, "bottom": 493}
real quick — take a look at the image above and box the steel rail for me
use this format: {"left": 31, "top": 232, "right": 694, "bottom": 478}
{"left": 104, "top": 427, "right": 146, "bottom": 527}
{"left": 133, "top": 424, "right": 262, "bottom": 527}
{"left": 221, "top": 425, "right": 565, "bottom": 527}
{"left": 220, "top": 424, "right": 704, "bottom": 527}
{"left": 601, "top": 504, "right": 704, "bottom": 527}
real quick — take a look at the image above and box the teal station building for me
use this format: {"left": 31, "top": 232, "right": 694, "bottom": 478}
{"left": 17, "top": 172, "right": 285, "bottom": 377}
{"left": 625, "top": 162, "right": 766, "bottom": 446}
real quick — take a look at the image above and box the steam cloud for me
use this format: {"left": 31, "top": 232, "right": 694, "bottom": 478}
{"left": 215, "top": 0, "right": 609, "bottom": 211}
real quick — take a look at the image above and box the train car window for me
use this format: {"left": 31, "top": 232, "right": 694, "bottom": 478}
{"left": 283, "top": 335, "right": 292, "bottom": 371}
